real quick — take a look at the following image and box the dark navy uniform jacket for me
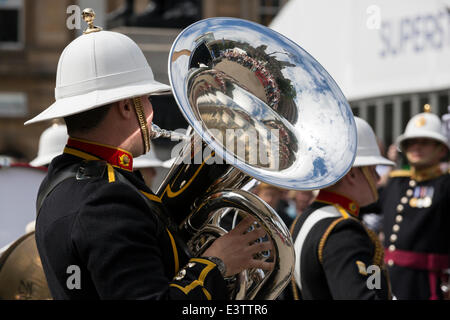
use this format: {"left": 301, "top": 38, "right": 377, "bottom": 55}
{"left": 290, "top": 190, "right": 391, "bottom": 300}
{"left": 35, "top": 138, "right": 226, "bottom": 300}
{"left": 377, "top": 166, "right": 450, "bottom": 300}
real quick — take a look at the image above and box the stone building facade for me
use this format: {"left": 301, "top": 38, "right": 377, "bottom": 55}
{"left": 0, "top": 0, "right": 286, "bottom": 161}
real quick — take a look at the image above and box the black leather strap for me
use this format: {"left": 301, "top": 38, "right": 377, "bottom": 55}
{"left": 36, "top": 164, "right": 80, "bottom": 216}
{"left": 36, "top": 160, "right": 108, "bottom": 216}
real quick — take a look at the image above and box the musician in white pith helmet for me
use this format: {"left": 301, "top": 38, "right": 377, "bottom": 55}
{"left": 290, "top": 117, "right": 393, "bottom": 300}
{"left": 377, "top": 105, "right": 450, "bottom": 300}
{"left": 25, "top": 9, "right": 272, "bottom": 300}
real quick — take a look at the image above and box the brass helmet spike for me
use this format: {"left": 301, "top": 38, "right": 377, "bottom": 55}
{"left": 82, "top": 8, "right": 103, "bottom": 34}
{"left": 424, "top": 104, "right": 431, "bottom": 113}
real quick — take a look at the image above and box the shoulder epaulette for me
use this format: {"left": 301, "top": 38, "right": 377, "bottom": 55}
{"left": 388, "top": 169, "right": 411, "bottom": 178}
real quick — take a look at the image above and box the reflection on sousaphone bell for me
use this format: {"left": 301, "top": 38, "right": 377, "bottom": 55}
{"left": 155, "top": 17, "right": 358, "bottom": 299}
{"left": 170, "top": 18, "right": 357, "bottom": 190}
{"left": 0, "top": 232, "right": 51, "bottom": 300}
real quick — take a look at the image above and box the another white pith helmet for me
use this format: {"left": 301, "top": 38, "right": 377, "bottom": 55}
{"left": 30, "top": 124, "right": 69, "bottom": 167}
{"left": 24, "top": 27, "right": 170, "bottom": 125}
{"left": 353, "top": 117, "right": 394, "bottom": 167}
{"left": 396, "top": 105, "right": 449, "bottom": 152}
{"left": 134, "top": 143, "right": 172, "bottom": 169}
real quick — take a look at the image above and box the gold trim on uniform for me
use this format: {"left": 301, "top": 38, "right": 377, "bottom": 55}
{"left": 166, "top": 229, "right": 180, "bottom": 276}
{"left": 364, "top": 226, "right": 385, "bottom": 267}
{"left": 356, "top": 261, "right": 368, "bottom": 276}
{"left": 140, "top": 190, "right": 162, "bottom": 203}
{"left": 318, "top": 217, "right": 348, "bottom": 264}
{"left": 63, "top": 147, "right": 100, "bottom": 161}
{"left": 106, "top": 164, "right": 115, "bottom": 183}
{"left": 389, "top": 170, "right": 411, "bottom": 178}
{"left": 169, "top": 258, "right": 217, "bottom": 300}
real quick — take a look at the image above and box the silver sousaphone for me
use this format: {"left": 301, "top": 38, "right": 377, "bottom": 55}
{"left": 152, "top": 17, "right": 357, "bottom": 300}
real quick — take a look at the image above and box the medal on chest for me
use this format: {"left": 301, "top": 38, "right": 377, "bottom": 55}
{"left": 408, "top": 185, "right": 434, "bottom": 208}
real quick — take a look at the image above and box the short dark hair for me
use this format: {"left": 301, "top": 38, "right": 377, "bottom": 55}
{"left": 64, "top": 103, "right": 114, "bottom": 135}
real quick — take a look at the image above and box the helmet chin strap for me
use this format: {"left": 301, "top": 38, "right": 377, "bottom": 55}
{"left": 360, "top": 166, "right": 379, "bottom": 202}
{"left": 132, "top": 97, "right": 151, "bottom": 154}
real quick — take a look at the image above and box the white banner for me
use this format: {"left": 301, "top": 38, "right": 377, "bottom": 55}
{"left": 270, "top": 0, "right": 450, "bottom": 101}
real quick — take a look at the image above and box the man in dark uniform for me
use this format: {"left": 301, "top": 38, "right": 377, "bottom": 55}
{"left": 378, "top": 105, "right": 450, "bottom": 300}
{"left": 24, "top": 10, "right": 272, "bottom": 299}
{"left": 290, "top": 117, "right": 393, "bottom": 299}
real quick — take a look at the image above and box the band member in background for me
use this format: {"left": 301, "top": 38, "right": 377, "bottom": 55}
{"left": 252, "top": 183, "right": 295, "bottom": 227}
{"left": 25, "top": 11, "right": 272, "bottom": 300}
{"left": 30, "top": 123, "right": 68, "bottom": 168}
{"left": 289, "top": 190, "right": 317, "bottom": 217}
{"left": 378, "top": 105, "right": 450, "bottom": 300}
{"left": 290, "top": 117, "right": 393, "bottom": 300}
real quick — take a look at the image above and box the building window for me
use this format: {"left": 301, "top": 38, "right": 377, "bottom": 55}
{"left": 259, "top": 0, "right": 288, "bottom": 26}
{"left": 384, "top": 103, "right": 393, "bottom": 146}
{"left": 401, "top": 100, "right": 411, "bottom": 132}
{"left": 367, "top": 104, "right": 376, "bottom": 130}
{"left": 0, "top": 0, "right": 24, "bottom": 50}
{"left": 438, "top": 92, "right": 449, "bottom": 116}
{"left": 0, "top": 92, "right": 27, "bottom": 117}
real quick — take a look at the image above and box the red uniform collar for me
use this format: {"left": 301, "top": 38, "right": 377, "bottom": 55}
{"left": 315, "top": 190, "right": 360, "bottom": 218}
{"left": 64, "top": 138, "right": 133, "bottom": 171}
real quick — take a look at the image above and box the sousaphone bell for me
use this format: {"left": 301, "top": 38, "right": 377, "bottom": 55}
{"left": 153, "top": 17, "right": 357, "bottom": 299}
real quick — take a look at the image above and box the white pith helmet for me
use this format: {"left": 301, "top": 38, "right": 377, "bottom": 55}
{"left": 24, "top": 21, "right": 170, "bottom": 125}
{"left": 353, "top": 117, "right": 394, "bottom": 167}
{"left": 30, "top": 124, "right": 68, "bottom": 167}
{"left": 396, "top": 105, "right": 449, "bottom": 152}
{"left": 134, "top": 143, "right": 172, "bottom": 169}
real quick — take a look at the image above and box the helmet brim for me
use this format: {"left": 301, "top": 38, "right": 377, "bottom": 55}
{"left": 24, "top": 79, "right": 171, "bottom": 125}
{"left": 353, "top": 155, "right": 395, "bottom": 167}
{"left": 396, "top": 132, "right": 450, "bottom": 152}
{"left": 29, "top": 154, "right": 59, "bottom": 167}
